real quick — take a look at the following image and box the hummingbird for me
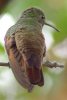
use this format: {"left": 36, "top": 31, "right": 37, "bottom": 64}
{"left": 4, "top": 7, "right": 59, "bottom": 91}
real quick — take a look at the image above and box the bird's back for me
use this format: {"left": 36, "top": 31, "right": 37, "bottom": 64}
{"left": 14, "top": 20, "right": 45, "bottom": 85}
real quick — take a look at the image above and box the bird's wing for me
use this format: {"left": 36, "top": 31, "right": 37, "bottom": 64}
{"left": 5, "top": 31, "right": 34, "bottom": 92}
{"left": 14, "top": 29, "right": 44, "bottom": 86}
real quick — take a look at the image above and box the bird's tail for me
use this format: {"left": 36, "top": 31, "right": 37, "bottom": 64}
{"left": 26, "top": 67, "right": 44, "bottom": 86}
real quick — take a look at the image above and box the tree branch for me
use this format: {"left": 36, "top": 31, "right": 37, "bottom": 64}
{"left": 42, "top": 60, "right": 64, "bottom": 68}
{"left": 0, "top": 62, "right": 10, "bottom": 68}
{"left": 0, "top": 60, "right": 64, "bottom": 69}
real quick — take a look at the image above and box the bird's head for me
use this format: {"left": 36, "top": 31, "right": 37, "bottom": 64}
{"left": 21, "top": 7, "right": 59, "bottom": 32}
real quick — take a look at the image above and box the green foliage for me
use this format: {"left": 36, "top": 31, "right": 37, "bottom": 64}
{"left": 53, "top": 9, "right": 67, "bottom": 44}
{"left": 0, "top": 93, "right": 5, "bottom": 100}
{"left": 0, "top": 44, "right": 4, "bottom": 53}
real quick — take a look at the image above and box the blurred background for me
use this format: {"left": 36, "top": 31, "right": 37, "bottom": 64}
{"left": 0, "top": 0, "right": 67, "bottom": 100}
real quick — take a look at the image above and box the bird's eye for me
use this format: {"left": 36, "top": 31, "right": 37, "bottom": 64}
{"left": 41, "top": 16, "right": 45, "bottom": 19}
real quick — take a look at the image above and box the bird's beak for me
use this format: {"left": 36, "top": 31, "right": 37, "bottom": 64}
{"left": 45, "top": 22, "right": 60, "bottom": 32}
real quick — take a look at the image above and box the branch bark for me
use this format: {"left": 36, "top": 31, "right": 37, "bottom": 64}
{"left": 0, "top": 60, "right": 64, "bottom": 68}
{"left": 0, "top": 62, "right": 10, "bottom": 67}
{"left": 42, "top": 60, "right": 64, "bottom": 68}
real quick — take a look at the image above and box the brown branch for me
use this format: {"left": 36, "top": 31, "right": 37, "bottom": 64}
{"left": 42, "top": 60, "right": 64, "bottom": 68}
{"left": 0, "top": 62, "right": 10, "bottom": 67}
{"left": 0, "top": 60, "right": 64, "bottom": 69}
